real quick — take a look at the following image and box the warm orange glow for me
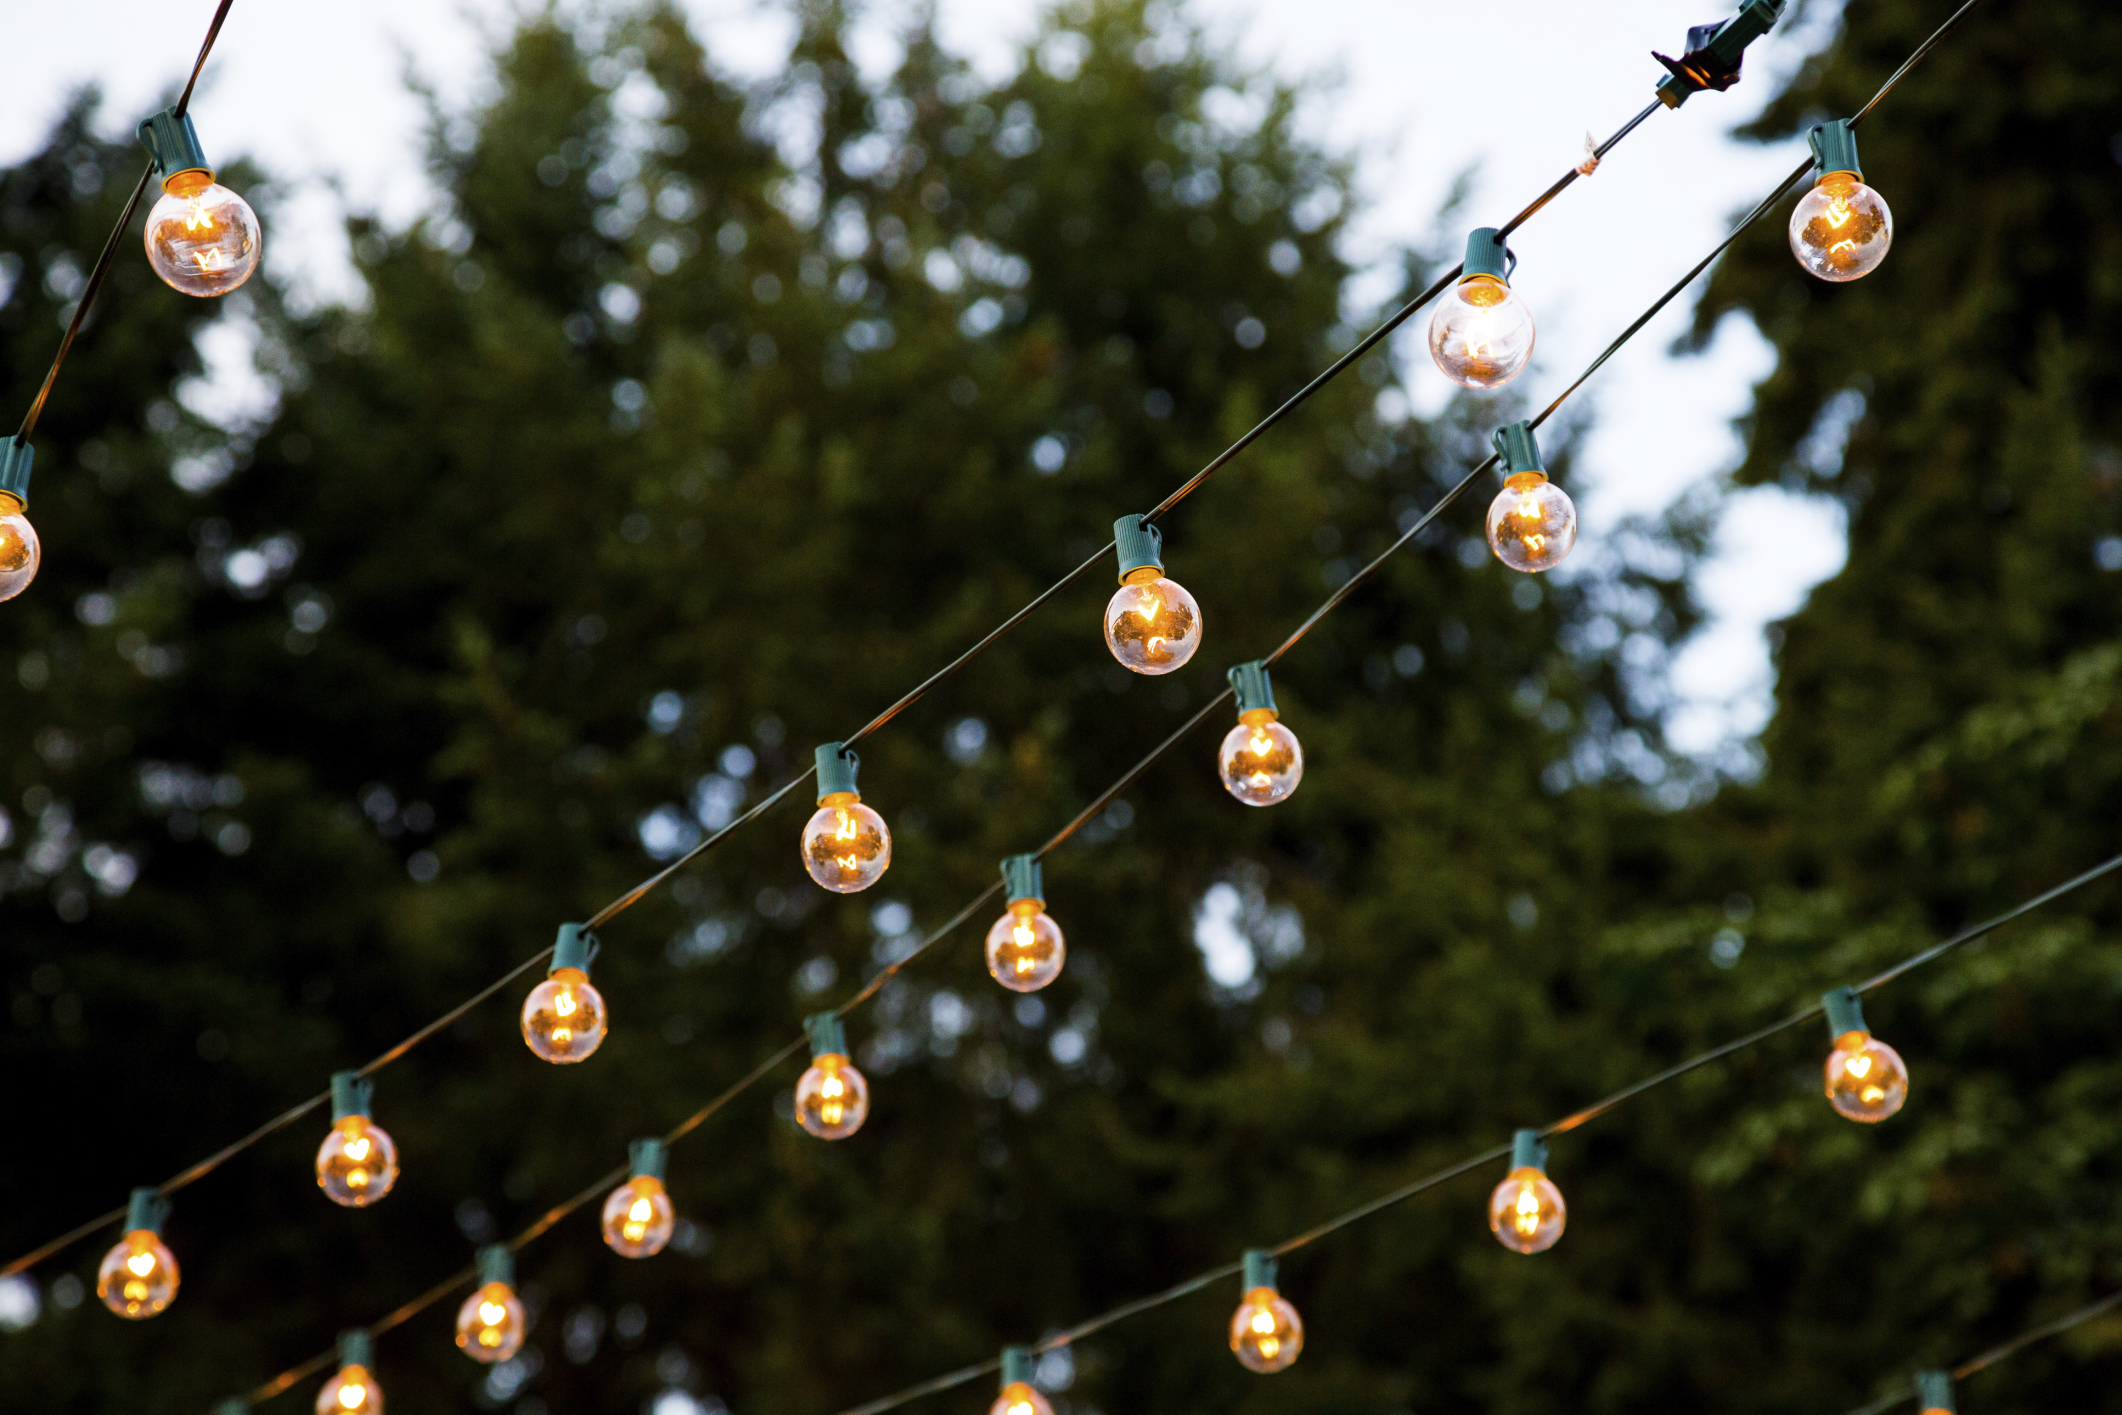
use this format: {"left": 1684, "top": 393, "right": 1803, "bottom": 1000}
{"left": 97, "top": 1229, "right": 179, "bottom": 1319}
{"left": 1487, "top": 1166, "right": 1566, "bottom": 1254}
{"left": 521, "top": 968, "right": 608, "bottom": 1063}
{"left": 1228, "top": 1286, "right": 1305, "bottom": 1373}
{"left": 1104, "top": 574, "right": 1202, "bottom": 675}
{"left": 796, "top": 1053, "right": 872, "bottom": 1139}
{"left": 986, "top": 901, "right": 1067, "bottom": 992}
{"left": 455, "top": 1281, "right": 526, "bottom": 1364}
{"left": 1824, "top": 1029, "right": 1908, "bottom": 1122}
{"left": 801, "top": 797, "right": 892, "bottom": 892}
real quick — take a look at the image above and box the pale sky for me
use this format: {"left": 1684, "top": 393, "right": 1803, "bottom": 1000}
{"left": 2, "top": 0, "right": 1860, "bottom": 764}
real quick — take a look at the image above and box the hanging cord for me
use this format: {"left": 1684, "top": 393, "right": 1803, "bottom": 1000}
{"left": 14, "top": 0, "right": 235, "bottom": 443}
{"left": 1835, "top": 1286, "right": 2122, "bottom": 1415}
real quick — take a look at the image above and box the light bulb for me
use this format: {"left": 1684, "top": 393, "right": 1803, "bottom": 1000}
{"left": 144, "top": 170, "right": 261, "bottom": 298}
{"left": 1430, "top": 275, "right": 1536, "bottom": 390}
{"left": 988, "top": 1384, "right": 1055, "bottom": 1415}
{"left": 986, "top": 900, "right": 1065, "bottom": 993}
{"left": 315, "top": 1364, "right": 383, "bottom": 1415}
{"left": 601, "top": 1174, "right": 675, "bottom": 1258}
{"left": 316, "top": 1114, "right": 399, "bottom": 1208}
{"left": 1218, "top": 710, "right": 1303, "bottom": 806}
{"left": 1825, "top": 1029, "right": 1908, "bottom": 1122}
{"left": 0, "top": 493, "right": 37, "bottom": 604}
{"left": 455, "top": 1280, "right": 526, "bottom": 1364}
{"left": 801, "top": 796, "right": 892, "bottom": 892}
{"left": 1488, "top": 1131, "right": 1565, "bottom": 1254}
{"left": 1486, "top": 471, "right": 1577, "bottom": 572}
{"left": 97, "top": 1227, "right": 179, "bottom": 1319}
{"left": 1103, "top": 569, "right": 1202, "bottom": 675}
{"left": 521, "top": 966, "right": 607, "bottom": 1063}
{"left": 795, "top": 1050, "right": 871, "bottom": 1140}
{"left": 1789, "top": 171, "right": 1891, "bottom": 283}
{"left": 1229, "top": 1284, "right": 1305, "bottom": 1373}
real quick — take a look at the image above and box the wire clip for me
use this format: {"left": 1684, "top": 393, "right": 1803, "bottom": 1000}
{"left": 1653, "top": 0, "right": 1785, "bottom": 108}
{"left": 1577, "top": 132, "right": 1601, "bottom": 177}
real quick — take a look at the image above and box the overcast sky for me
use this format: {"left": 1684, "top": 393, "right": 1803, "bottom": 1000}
{"left": 2, "top": 0, "right": 1862, "bottom": 763}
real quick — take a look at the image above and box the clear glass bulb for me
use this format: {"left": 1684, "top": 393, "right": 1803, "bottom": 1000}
{"left": 1103, "top": 569, "right": 1202, "bottom": 675}
{"left": 455, "top": 1280, "right": 527, "bottom": 1363}
{"left": 795, "top": 1052, "right": 870, "bottom": 1139}
{"left": 801, "top": 794, "right": 892, "bottom": 893}
{"left": 97, "top": 1228, "right": 179, "bottom": 1318}
{"left": 0, "top": 496, "right": 38, "bottom": 604}
{"left": 1429, "top": 274, "right": 1535, "bottom": 389}
{"left": 144, "top": 171, "right": 262, "bottom": 298}
{"left": 316, "top": 1115, "right": 399, "bottom": 1207}
{"left": 601, "top": 1175, "right": 675, "bottom": 1258}
{"left": 520, "top": 967, "right": 607, "bottom": 1063}
{"left": 316, "top": 1363, "right": 383, "bottom": 1415}
{"left": 985, "top": 901, "right": 1066, "bottom": 992}
{"left": 988, "top": 1383, "right": 1056, "bottom": 1415}
{"left": 1486, "top": 472, "right": 1577, "bottom": 573}
{"left": 1825, "top": 1029, "right": 1908, "bottom": 1122}
{"left": 1228, "top": 1285, "right": 1305, "bottom": 1373}
{"left": 1788, "top": 173, "right": 1892, "bottom": 282}
{"left": 1217, "top": 710, "right": 1303, "bottom": 806}
{"left": 1488, "top": 1167, "right": 1566, "bottom": 1254}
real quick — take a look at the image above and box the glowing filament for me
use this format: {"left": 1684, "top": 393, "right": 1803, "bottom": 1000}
{"left": 1846, "top": 1055, "right": 1872, "bottom": 1078}
{"left": 128, "top": 1252, "right": 156, "bottom": 1277}
{"left": 344, "top": 1137, "right": 370, "bottom": 1162}
{"left": 338, "top": 1383, "right": 366, "bottom": 1410}
{"left": 480, "top": 1302, "right": 506, "bottom": 1326}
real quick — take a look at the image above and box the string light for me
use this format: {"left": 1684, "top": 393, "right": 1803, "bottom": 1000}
{"left": 455, "top": 1245, "right": 527, "bottom": 1364}
{"left": 0, "top": 438, "right": 37, "bottom": 604}
{"left": 136, "top": 107, "right": 261, "bottom": 298}
{"left": 801, "top": 743, "right": 892, "bottom": 893}
{"left": 96, "top": 1189, "right": 178, "bottom": 1319}
{"left": 315, "top": 1072, "right": 398, "bottom": 1208}
{"left": 1103, "top": 514, "right": 1202, "bottom": 675}
{"left": 521, "top": 925, "right": 607, "bottom": 1063}
{"left": 1430, "top": 228, "right": 1535, "bottom": 390}
{"left": 602, "top": 1140, "right": 676, "bottom": 1259}
{"left": 1228, "top": 1249, "right": 1304, "bottom": 1373}
{"left": 985, "top": 855, "right": 1066, "bottom": 992}
{"left": 316, "top": 1331, "right": 382, "bottom": 1415}
{"left": 1488, "top": 1129, "right": 1567, "bottom": 1254}
{"left": 1486, "top": 422, "right": 1577, "bottom": 573}
{"left": 1915, "top": 1369, "right": 1955, "bottom": 1415}
{"left": 988, "top": 1348, "right": 1054, "bottom": 1415}
{"left": 795, "top": 1014, "right": 870, "bottom": 1140}
{"left": 1789, "top": 120, "right": 1892, "bottom": 282}
{"left": 1217, "top": 661, "right": 1303, "bottom": 806}
{"left": 1822, "top": 986, "right": 1909, "bottom": 1122}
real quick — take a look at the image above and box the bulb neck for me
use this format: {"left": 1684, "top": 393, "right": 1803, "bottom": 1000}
{"left": 1008, "top": 898, "right": 1044, "bottom": 919}
{"left": 1503, "top": 470, "right": 1550, "bottom": 493}
{"left": 1239, "top": 707, "right": 1279, "bottom": 728}
{"left": 626, "top": 1173, "right": 666, "bottom": 1197}
{"left": 549, "top": 966, "right": 589, "bottom": 986}
{"left": 819, "top": 790, "right": 860, "bottom": 808}
{"left": 1834, "top": 1029, "right": 1872, "bottom": 1052}
{"left": 0, "top": 492, "right": 22, "bottom": 517}
{"left": 1120, "top": 565, "right": 1162, "bottom": 587}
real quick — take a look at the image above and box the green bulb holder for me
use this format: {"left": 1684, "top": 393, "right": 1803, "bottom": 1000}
{"left": 0, "top": 437, "right": 31, "bottom": 510}
{"left": 629, "top": 1137, "right": 667, "bottom": 1182}
{"left": 138, "top": 106, "right": 214, "bottom": 187}
{"left": 125, "top": 1187, "right": 170, "bottom": 1236}
{"left": 216, "top": 1401, "right": 249, "bottom": 1415}
{"left": 1654, "top": 0, "right": 1784, "bottom": 108}
{"left": 1808, "top": 119, "right": 1864, "bottom": 181}
{"left": 337, "top": 1329, "right": 374, "bottom": 1370}
{"left": 806, "top": 1012, "right": 849, "bottom": 1060}
{"left": 330, "top": 1071, "right": 373, "bottom": 1123}
{"left": 478, "top": 1244, "right": 515, "bottom": 1287}
{"left": 1460, "top": 227, "right": 1515, "bottom": 284}
{"left": 1228, "top": 661, "right": 1278, "bottom": 717}
{"left": 1914, "top": 1370, "right": 1955, "bottom": 1413}
{"left": 1493, "top": 422, "right": 1545, "bottom": 476}
{"left": 1242, "top": 1248, "right": 1278, "bottom": 1292}
{"left": 1510, "top": 1128, "right": 1549, "bottom": 1173}
{"left": 1000, "top": 1346, "right": 1035, "bottom": 1390}
{"left": 1113, "top": 514, "right": 1164, "bottom": 581}
{"left": 550, "top": 922, "right": 599, "bottom": 977}
{"left": 1001, "top": 855, "right": 1044, "bottom": 909}
{"left": 815, "top": 742, "right": 860, "bottom": 801}
{"left": 1823, "top": 985, "right": 1868, "bottom": 1038}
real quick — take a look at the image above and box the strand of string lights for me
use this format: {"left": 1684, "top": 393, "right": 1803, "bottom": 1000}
{"left": 213, "top": 4, "right": 1999, "bottom": 1399}
{"left": 1836, "top": 1287, "right": 2122, "bottom": 1415}
{"left": 0, "top": 1, "right": 1784, "bottom": 1278}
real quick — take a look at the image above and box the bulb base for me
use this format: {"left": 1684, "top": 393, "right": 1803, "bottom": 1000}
{"left": 1510, "top": 1128, "right": 1549, "bottom": 1173}
{"left": 1493, "top": 421, "right": 1545, "bottom": 476}
{"left": 1000, "top": 1347, "right": 1035, "bottom": 1390}
{"left": 1227, "top": 661, "right": 1278, "bottom": 718}
{"left": 1807, "top": 119, "right": 1864, "bottom": 181}
{"left": 1653, "top": 0, "right": 1784, "bottom": 108}
{"left": 1460, "top": 228, "right": 1514, "bottom": 283}
{"left": 125, "top": 1187, "right": 171, "bottom": 1236}
{"left": 814, "top": 742, "right": 861, "bottom": 802}
{"left": 0, "top": 437, "right": 31, "bottom": 508}
{"left": 138, "top": 106, "right": 214, "bottom": 188}
{"left": 1913, "top": 1371, "right": 1955, "bottom": 1414}
{"left": 1001, "top": 854, "right": 1044, "bottom": 909}
{"left": 806, "top": 1012, "right": 849, "bottom": 1060}
{"left": 629, "top": 1137, "right": 667, "bottom": 1182}
{"left": 1242, "top": 1249, "right": 1278, "bottom": 1293}
{"left": 1822, "top": 985, "right": 1868, "bottom": 1039}
{"left": 338, "top": 1329, "right": 374, "bottom": 1370}
{"left": 1112, "top": 515, "right": 1164, "bottom": 581}
{"left": 477, "top": 1244, "right": 515, "bottom": 1287}
{"left": 330, "top": 1071, "right": 374, "bottom": 1123}
{"left": 550, "top": 923, "right": 599, "bottom": 978}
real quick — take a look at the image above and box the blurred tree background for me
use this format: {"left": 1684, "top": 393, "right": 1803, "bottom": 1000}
{"left": 1, "top": 0, "right": 2118, "bottom": 1412}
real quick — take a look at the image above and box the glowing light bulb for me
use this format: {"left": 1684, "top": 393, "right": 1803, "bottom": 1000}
{"left": 315, "top": 1335, "right": 383, "bottom": 1415}
{"left": 1485, "top": 421, "right": 1577, "bottom": 573}
{"left": 602, "top": 1140, "right": 677, "bottom": 1258}
{"left": 1821, "top": 986, "right": 1908, "bottom": 1123}
{"left": 986, "top": 856, "right": 1065, "bottom": 992}
{"left": 316, "top": 1117, "right": 399, "bottom": 1207}
{"left": 989, "top": 1349, "right": 1056, "bottom": 1415}
{"left": 1103, "top": 514, "right": 1202, "bottom": 675}
{"left": 795, "top": 1014, "right": 871, "bottom": 1139}
{"left": 801, "top": 743, "right": 891, "bottom": 892}
{"left": 0, "top": 492, "right": 37, "bottom": 605}
{"left": 1228, "top": 1251, "right": 1304, "bottom": 1373}
{"left": 1430, "top": 228, "right": 1534, "bottom": 390}
{"left": 96, "top": 1190, "right": 178, "bottom": 1319}
{"left": 137, "top": 111, "right": 260, "bottom": 299}
{"left": 1488, "top": 1131, "right": 1566, "bottom": 1254}
{"left": 1789, "top": 121, "right": 1890, "bottom": 282}
{"left": 522, "top": 924, "right": 607, "bottom": 1063}
{"left": 455, "top": 1248, "right": 527, "bottom": 1364}
{"left": 1217, "top": 662, "right": 1302, "bottom": 806}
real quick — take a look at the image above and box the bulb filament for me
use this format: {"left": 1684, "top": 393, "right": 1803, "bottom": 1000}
{"left": 127, "top": 1252, "right": 156, "bottom": 1277}
{"left": 338, "top": 1382, "right": 366, "bottom": 1409}
{"left": 481, "top": 1301, "right": 506, "bottom": 1325}
{"left": 1513, "top": 1183, "right": 1542, "bottom": 1236}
